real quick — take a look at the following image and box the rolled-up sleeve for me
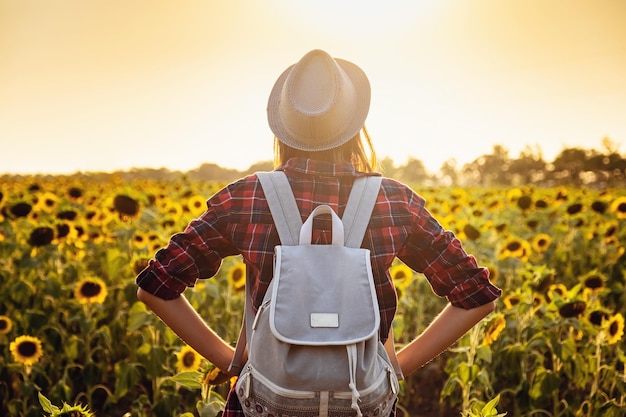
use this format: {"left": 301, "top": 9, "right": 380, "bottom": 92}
{"left": 136, "top": 191, "right": 239, "bottom": 300}
{"left": 397, "top": 193, "right": 501, "bottom": 308}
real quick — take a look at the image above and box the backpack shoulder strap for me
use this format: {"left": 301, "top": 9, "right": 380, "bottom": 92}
{"left": 229, "top": 171, "right": 301, "bottom": 375}
{"left": 256, "top": 171, "right": 302, "bottom": 246}
{"left": 342, "top": 175, "right": 382, "bottom": 248}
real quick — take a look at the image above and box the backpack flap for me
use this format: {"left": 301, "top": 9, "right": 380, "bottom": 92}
{"left": 268, "top": 204, "right": 380, "bottom": 345}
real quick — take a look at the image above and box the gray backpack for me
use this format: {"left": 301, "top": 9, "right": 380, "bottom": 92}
{"left": 229, "top": 171, "right": 400, "bottom": 417}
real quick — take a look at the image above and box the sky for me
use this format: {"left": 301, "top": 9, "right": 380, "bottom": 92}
{"left": 1, "top": 0, "right": 626, "bottom": 175}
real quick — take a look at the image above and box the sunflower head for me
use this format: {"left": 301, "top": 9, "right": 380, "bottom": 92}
{"left": 483, "top": 315, "right": 506, "bottom": 346}
{"left": 502, "top": 294, "right": 520, "bottom": 310}
{"left": 462, "top": 223, "right": 481, "bottom": 241}
{"left": 74, "top": 277, "right": 108, "bottom": 305}
{"left": 29, "top": 226, "right": 56, "bottom": 247}
{"left": 186, "top": 195, "right": 207, "bottom": 217}
{"left": 606, "top": 313, "right": 625, "bottom": 345}
{"left": 546, "top": 283, "right": 568, "bottom": 302}
{"left": 176, "top": 345, "right": 203, "bottom": 373}
{"left": 228, "top": 262, "right": 246, "bottom": 292}
{"left": 531, "top": 233, "right": 552, "bottom": 253}
{"left": 203, "top": 367, "right": 231, "bottom": 386}
{"left": 581, "top": 271, "right": 605, "bottom": 292}
{"left": 558, "top": 301, "right": 587, "bottom": 319}
{"left": 0, "top": 315, "right": 13, "bottom": 335}
{"left": 113, "top": 194, "right": 140, "bottom": 219}
{"left": 610, "top": 196, "right": 626, "bottom": 219}
{"left": 39, "top": 392, "right": 95, "bottom": 417}
{"left": 498, "top": 237, "right": 531, "bottom": 261}
{"left": 390, "top": 264, "right": 414, "bottom": 290}
{"left": 587, "top": 309, "right": 610, "bottom": 327}
{"left": 10, "top": 335, "right": 44, "bottom": 366}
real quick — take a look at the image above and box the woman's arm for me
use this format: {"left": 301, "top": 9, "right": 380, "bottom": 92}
{"left": 137, "top": 288, "right": 236, "bottom": 374}
{"left": 397, "top": 301, "right": 495, "bottom": 377}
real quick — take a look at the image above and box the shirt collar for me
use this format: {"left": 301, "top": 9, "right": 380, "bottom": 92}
{"left": 279, "top": 157, "right": 375, "bottom": 178}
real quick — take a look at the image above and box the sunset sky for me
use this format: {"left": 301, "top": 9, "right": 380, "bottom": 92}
{"left": 1, "top": 0, "right": 625, "bottom": 175}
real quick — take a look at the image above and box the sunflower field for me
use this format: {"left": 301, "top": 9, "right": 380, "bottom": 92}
{"left": 0, "top": 174, "right": 625, "bottom": 417}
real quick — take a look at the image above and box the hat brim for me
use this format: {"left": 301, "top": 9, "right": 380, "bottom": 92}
{"left": 267, "top": 57, "right": 371, "bottom": 151}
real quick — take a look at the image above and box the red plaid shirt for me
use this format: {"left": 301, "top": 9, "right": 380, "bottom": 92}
{"left": 136, "top": 157, "right": 501, "bottom": 416}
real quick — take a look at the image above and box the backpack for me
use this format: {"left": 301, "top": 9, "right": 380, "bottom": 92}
{"left": 229, "top": 171, "right": 400, "bottom": 417}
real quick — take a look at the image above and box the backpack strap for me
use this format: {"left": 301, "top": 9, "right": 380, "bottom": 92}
{"left": 256, "top": 171, "right": 301, "bottom": 246}
{"left": 342, "top": 176, "right": 382, "bottom": 248}
{"left": 229, "top": 171, "right": 301, "bottom": 375}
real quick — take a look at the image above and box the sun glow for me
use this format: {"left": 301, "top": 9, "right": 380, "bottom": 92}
{"left": 274, "top": 1, "right": 442, "bottom": 37}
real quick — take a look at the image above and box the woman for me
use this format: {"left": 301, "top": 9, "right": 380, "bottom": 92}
{"left": 136, "top": 49, "right": 502, "bottom": 415}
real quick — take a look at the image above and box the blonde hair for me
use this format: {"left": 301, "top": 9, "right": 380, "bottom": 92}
{"left": 273, "top": 126, "right": 378, "bottom": 173}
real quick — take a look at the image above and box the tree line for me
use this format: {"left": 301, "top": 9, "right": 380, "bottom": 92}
{"left": 5, "top": 138, "right": 623, "bottom": 188}
{"left": 382, "top": 137, "right": 625, "bottom": 187}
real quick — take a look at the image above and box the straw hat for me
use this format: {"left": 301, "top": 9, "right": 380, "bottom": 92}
{"left": 267, "top": 49, "right": 371, "bottom": 151}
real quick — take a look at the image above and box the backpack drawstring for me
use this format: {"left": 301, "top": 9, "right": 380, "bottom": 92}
{"left": 346, "top": 344, "right": 362, "bottom": 417}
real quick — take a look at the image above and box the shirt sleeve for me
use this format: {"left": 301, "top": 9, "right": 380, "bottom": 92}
{"left": 397, "top": 190, "right": 502, "bottom": 308}
{"left": 135, "top": 186, "right": 240, "bottom": 300}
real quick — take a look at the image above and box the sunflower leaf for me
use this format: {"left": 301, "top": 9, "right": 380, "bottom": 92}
{"left": 38, "top": 391, "right": 60, "bottom": 413}
{"left": 169, "top": 371, "right": 203, "bottom": 389}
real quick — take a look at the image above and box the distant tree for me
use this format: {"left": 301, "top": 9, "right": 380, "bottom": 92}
{"left": 244, "top": 161, "right": 275, "bottom": 175}
{"left": 189, "top": 163, "right": 240, "bottom": 182}
{"left": 462, "top": 145, "right": 511, "bottom": 186}
{"left": 551, "top": 147, "right": 588, "bottom": 185}
{"left": 508, "top": 145, "right": 546, "bottom": 185}
{"left": 396, "top": 157, "right": 429, "bottom": 184}
{"left": 439, "top": 158, "right": 459, "bottom": 185}
{"left": 378, "top": 157, "right": 397, "bottom": 177}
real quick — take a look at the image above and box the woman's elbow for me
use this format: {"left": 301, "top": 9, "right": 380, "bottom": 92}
{"left": 481, "top": 300, "right": 497, "bottom": 315}
{"left": 137, "top": 287, "right": 152, "bottom": 304}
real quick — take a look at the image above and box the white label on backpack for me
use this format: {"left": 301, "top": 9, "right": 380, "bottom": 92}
{"left": 310, "top": 313, "right": 339, "bottom": 328}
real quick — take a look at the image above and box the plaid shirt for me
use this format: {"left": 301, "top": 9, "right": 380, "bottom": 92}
{"left": 136, "top": 157, "right": 501, "bottom": 416}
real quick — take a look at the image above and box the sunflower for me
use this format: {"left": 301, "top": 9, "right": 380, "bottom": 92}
{"left": 587, "top": 309, "right": 610, "bottom": 327}
{"left": 580, "top": 271, "right": 605, "bottom": 294}
{"left": 10, "top": 202, "right": 33, "bottom": 218}
{"left": 565, "top": 202, "right": 584, "bottom": 216}
{"left": 131, "top": 231, "right": 149, "bottom": 249}
{"left": 0, "top": 315, "right": 13, "bottom": 334}
{"left": 112, "top": 194, "right": 140, "bottom": 219}
{"left": 10, "top": 335, "right": 44, "bottom": 365}
{"left": 531, "top": 233, "right": 552, "bottom": 253}
{"left": 558, "top": 301, "right": 587, "bottom": 318}
{"left": 28, "top": 226, "right": 55, "bottom": 247}
{"left": 176, "top": 345, "right": 203, "bottom": 373}
{"left": 38, "top": 392, "right": 95, "bottom": 417}
{"left": 67, "top": 186, "right": 84, "bottom": 200}
{"left": 74, "top": 277, "right": 108, "bottom": 304}
{"left": 203, "top": 366, "right": 231, "bottom": 386}
{"left": 390, "top": 264, "right": 414, "bottom": 290}
{"left": 462, "top": 223, "right": 481, "bottom": 241}
{"left": 52, "top": 403, "right": 94, "bottom": 417}
{"left": 160, "top": 200, "right": 184, "bottom": 220}
{"left": 546, "top": 283, "right": 568, "bottom": 302}
{"left": 485, "top": 264, "right": 498, "bottom": 284}
{"left": 483, "top": 315, "right": 506, "bottom": 345}
{"left": 609, "top": 196, "right": 626, "bottom": 219}
{"left": 516, "top": 195, "right": 533, "bottom": 211}
{"left": 186, "top": 195, "right": 207, "bottom": 217}
{"left": 498, "top": 237, "right": 531, "bottom": 261}
{"left": 228, "top": 262, "right": 246, "bottom": 292}
{"left": 35, "top": 191, "right": 59, "bottom": 213}
{"left": 606, "top": 313, "right": 624, "bottom": 345}
{"left": 590, "top": 200, "right": 608, "bottom": 214}
{"left": 502, "top": 294, "right": 520, "bottom": 310}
